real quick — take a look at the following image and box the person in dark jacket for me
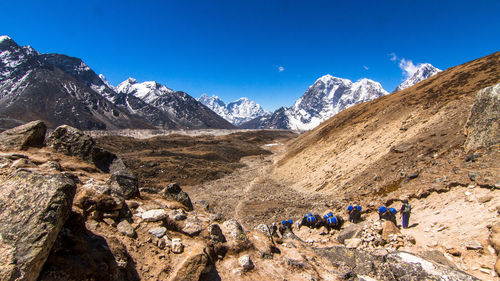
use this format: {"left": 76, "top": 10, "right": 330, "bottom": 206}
{"left": 400, "top": 199, "right": 411, "bottom": 228}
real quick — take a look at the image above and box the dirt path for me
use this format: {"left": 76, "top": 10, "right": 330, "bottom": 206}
{"left": 188, "top": 143, "right": 332, "bottom": 229}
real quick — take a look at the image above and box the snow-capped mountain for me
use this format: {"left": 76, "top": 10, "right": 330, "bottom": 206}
{"left": 240, "top": 75, "right": 388, "bottom": 131}
{"left": 116, "top": 79, "right": 234, "bottom": 129}
{"left": 198, "top": 94, "right": 270, "bottom": 126}
{"left": 394, "top": 63, "right": 441, "bottom": 92}
{"left": 0, "top": 35, "right": 234, "bottom": 130}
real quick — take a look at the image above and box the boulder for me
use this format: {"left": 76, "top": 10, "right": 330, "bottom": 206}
{"left": 465, "top": 240, "right": 483, "bottom": 250}
{"left": 117, "top": 220, "right": 136, "bottom": 238}
{"left": 168, "top": 242, "right": 210, "bottom": 281}
{"left": 464, "top": 83, "right": 500, "bottom": 152}
{"left": 0, "top": 169, "right": 76, "bottom": 281}
{"left": 255, "top": 224, "right": 270, "bottom": 235}
{"left": 489, "top": 223, "right": 500, "bottom": 253}
{"left": 46, "top": 125, "right": 95, "bottom": 159}
{"left": 208, "top": 224, "right": 226, "bottom": 243}
{"left": 382, "top": 221, "right": 401, "bottom": 241}
{"left": 222, "top": 219, "right": 245, "bottom": 239}
{"left": 337, "top": 223, "right": 365, "bottom": 244}
{"left": 161, "top": 183, "right": 193, "bottom": 211}
{"left": 149, "top": 227, "right": 167, "bottom": 238}
{"left": 182, "top": 216, "right": 203, "bottom": 237}
{"left": 171, "top": 238, "right": 184, "bottom": 254}
{"left": 141, "top": 209, "right": 168, "bottom": 222}
{"left": 345, "top": 238, "right": 362, "bottom": 249}
{"left": 495, "top": 258, "right": 500, "bottom": 276}
{"left": 0, "top": 120, "right": 46, "bottom": 151}
{"left": 106, "top": 171, "right": 139, "bottom": 200}
{"left": 315, "top": 246, "right": 480, "bottom": 280}
{"left": 238, "top": 255, "right": 254, "bottom": 270}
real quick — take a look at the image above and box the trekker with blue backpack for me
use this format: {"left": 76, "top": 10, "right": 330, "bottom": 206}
{"left": 400, "top": 199, "right": 411, "bottom": 228}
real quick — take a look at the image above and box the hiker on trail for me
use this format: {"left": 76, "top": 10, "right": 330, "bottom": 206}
{"left": 348, "top": 205, "right": 362, "bottom": 223}
{"left": 269, "top": 222, "right": 279, "bottom": 237}
{"left": 388, "top": 207, "right": 398, "bottom": 225}
{"left": 279, "top": 219, "right": 294, "bottom": 236}
{"left": 298, "top": 213, "right": 322, "bottom": 229}
{"left": 378, "top": 206, "right": 387, "bottom": 220}
{"left": 400, "top": 199, "right": 411, "bottom": 228}
{"left": 323, "top": 213, "right": 344, "bottom": 232}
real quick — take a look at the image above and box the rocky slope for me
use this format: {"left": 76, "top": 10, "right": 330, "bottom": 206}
{"left": 198, "top": 94, "right": 270, "bottom": 126}
{"left": 240, "top": 76, "right": 388, "bottom": 131}
{"left": 394, "top": 63, "right": 441, "bottom": 92}
{"left": 274, "top": 51, "right": 500, "bottom": 197}
{"left": 0, "top": 36, "right": 234, "bottom": 131}
{"left": 0, "top": 121, "right": 484, "bottom": 280}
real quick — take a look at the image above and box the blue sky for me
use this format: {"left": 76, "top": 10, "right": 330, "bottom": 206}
{"left": 1, "top": 0, "right": 499, "bottom": 111}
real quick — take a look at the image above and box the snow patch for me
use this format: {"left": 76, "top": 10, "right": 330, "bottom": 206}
{"left": 0, "top": 35, "right": 11, "bottom": 42}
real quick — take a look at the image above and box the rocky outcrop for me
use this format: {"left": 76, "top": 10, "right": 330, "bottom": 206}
{"left": 489, "top": 222, "right": 500, "bottom": 275}
{"left": 0, "top": 169, "right": 76, "bottom": 281}
{"left": 162, "top": 183, "right": 193, "bottom": 211}
{"left": 168, "top": 242, "right": 211, "bottom": 281}
{"left": 316, "top": 246, "right": 479, "bottom": 280}
{"left": 0, "top": 120, "right": 46, "bottom": 151}
{"left": 46, "top": 125, "right": 95, "bottom": 159}
{"left": 465, "top": 83, "right": 500, "bottom": 152}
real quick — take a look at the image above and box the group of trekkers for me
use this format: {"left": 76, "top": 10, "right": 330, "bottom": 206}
{"left": 278, "top": 199, "right": 412, "bottom": 235}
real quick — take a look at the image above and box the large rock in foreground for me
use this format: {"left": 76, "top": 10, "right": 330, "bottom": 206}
{"left": 46, "top": 125, "right": 95, "bottom": 160}
{"left": 465, "top": 83, "right": 500, "bottom": 152}
{"left": 0, "top": 120, "right": 46, "bottom": 151}
{"left": 0, "top": 170, "right": 76, "bottom": 281}
{"left": 316, "top": 246, "right": 479, "bottom": 280}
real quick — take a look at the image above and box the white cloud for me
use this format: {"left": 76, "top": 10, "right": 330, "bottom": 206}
{"left": 363, "top": 65, "right": 369, "bottom": 70}
{"left": 389, "top": 52, "right": 397, "bottom": 62}
{"left": 278, "top": 66, "right": 285, "bottom": 72}
{"left": 399, "top": 58, "right": 419, "bottom": 78}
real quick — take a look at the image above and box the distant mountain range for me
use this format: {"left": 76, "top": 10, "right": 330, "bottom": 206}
{"left": 198, "top": 94, "right": 270, "bottom": 126}
{"left": 240, "top": 63, "right": 441, "bottom": 131}
{"left": 0, "top": 35, "right": 441, "bottom": 132}
{"left": 0, "top": 35, "right": 234, "bottom": 130}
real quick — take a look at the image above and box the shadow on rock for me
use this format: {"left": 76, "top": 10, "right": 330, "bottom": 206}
{"left": 38, "top": 212, "right": 140, "bottom": 281}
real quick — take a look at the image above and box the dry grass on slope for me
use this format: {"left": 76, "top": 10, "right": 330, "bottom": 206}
{"left": 274, "top": 51, "right": 500, "bottom": 200}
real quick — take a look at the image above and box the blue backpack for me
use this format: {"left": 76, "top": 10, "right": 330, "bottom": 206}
{"left": 389, "top": 207, "right": 397, "bottom": 214}
{"left": 356, "top": 206, "right": 362, "bottom": 211}
{"left": 327, "top": 212, "right": 333, "bottom": 217}
{"left": 307, "top": 216, "right": 316, "bottom": 223}
{"left": 379, "top": 206, "right": 387, "bottom": 213}
{"left": 347, "top": 205, "right": 354, "bottom": 211}
{"left": 327, "top": 217, "right": 338, "bottom": 225}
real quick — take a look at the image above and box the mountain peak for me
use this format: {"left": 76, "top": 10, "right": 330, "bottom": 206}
{"left": 199, "top": 95, "right": 269, "bottom": 126}
{"left": 126, "top": 77, "right": 137, "bottom": 84}
{"left": 0, "top": 35, "right": 12, "bottom": 43}
{"left": 394, "top": 63, "right": 441, "bottom": 92}
{"left": 315, "top": 74, "right": 351, "bottom": 86}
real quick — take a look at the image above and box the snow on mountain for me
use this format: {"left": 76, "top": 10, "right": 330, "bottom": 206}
{"left": 240, "top": 75, "right": 388, "bottom": 131}
{"left": 394, "top": 63, "right": 441, "bottom": 92}
{"left": 198, "top": 94, "right": 270, "bottom": 126}
{"left": 116, "top": 79, "right": 234, "bottom": 129}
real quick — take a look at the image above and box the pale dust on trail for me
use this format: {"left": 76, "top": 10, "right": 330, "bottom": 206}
{"left": 188, "top": 143, "right": 332, "bottom": 229}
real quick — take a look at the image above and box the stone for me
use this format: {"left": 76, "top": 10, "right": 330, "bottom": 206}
{"left": 407, "top": 171, "right": 419, "bottom": 179}
{"left": 0, "top": 120, "right": 46, "bottom": 151}
{"left": 182, "top": 216, "right": 203, "bottom": 236}
{"left": 465, "top": 240, "right": 483, "bottom": 250}
{"left": 149, "top": 227, "right": 167, "bottom": 238}
{"left": 406, "top": 235, "right": 417, "bottom": 244}
{"left": 223, "top": 219, "right": 246, "bottom": 240}
{"left": 117, "top": 220, "right": 136, "bottom": 238}
{"left": 168, "top": 242, "right": 210, "bottom": 281}
{"left": 208, "top": 224, "right": 226, "bottom": 243}
{"left": 10, "top": 158, "right": 34, "bottom": 169}
{"left": 46, "top": 125, "right": 95, "bottom": 159}
{"left": 447, "top": 248, "right": 462, "bottom": 256}
{"left": 495, "top": 258, "right": 500, "bottom": 276}
{"left": 382, "top": 221, "right": 401, "bottom": 241}
{"left": 468, "top": 172, "right": 477, "bottom": 181}
{"left": 238, "top": 255, "right": 254, "bottom": 270}
{"left": 141, "top": 209, "right": 168, "bottom": 222}
{"left": 464, "top": 83, "right": 500, "bottom": 152}
{"left": 0, "top": 169, "right": 76, "bottom": 281}
{"left": 345, "top": 238, "right": 363, "bottom": 249}
{"left": 170, "top": 209, "right": 187, "bottom": 221}
{"left": 107, "top": 171, "right": 139, "bottom": 199}
{"left": 255, "top": 224, "right": 270, "bottom": 235}
{"left": 162, "top": 183, "right": 193, "bottom": 211}
{"left": 489, "top": 223, "right": 500, "bottom": 252}
{"left": 171, "top": 238, "right": 184, "bottom": 254}
{"left": 479, "top": 195, "right": 493, "bottom": 204}
{"left": 39, "top": 161, "right": 62, "bottom": 171}
{"left": 337, "top": 223, "right": 364, "bottom": 244}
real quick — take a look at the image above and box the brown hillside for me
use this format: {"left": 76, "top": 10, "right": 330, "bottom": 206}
{"left": 274, "top": 51, "right": 500, "bottom": 201}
